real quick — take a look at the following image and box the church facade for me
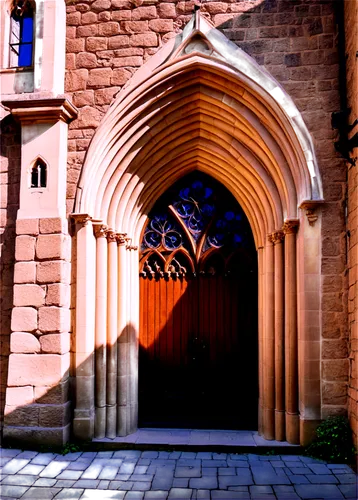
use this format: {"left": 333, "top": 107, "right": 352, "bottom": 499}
{"left": 0, "top": 0, "right": 357, "bottom": 447}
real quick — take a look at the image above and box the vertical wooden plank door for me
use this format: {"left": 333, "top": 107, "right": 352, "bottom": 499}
{"left": 138, "top": 173, "right": 258, "bottom": 429}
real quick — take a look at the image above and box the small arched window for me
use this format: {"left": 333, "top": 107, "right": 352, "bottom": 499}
{"left": 31, "top": 158, "right": 47, "bottom": 188}
{"left": 10, "top": 0, "right": 34, "bottom": 68}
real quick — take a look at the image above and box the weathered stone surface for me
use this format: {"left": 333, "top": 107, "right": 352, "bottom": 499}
{"left": 7, "top": 353, "right": 70, "bottom": 386}
{"left": 11, "top": 332, "right": 40, "bottom": 353}
{"left": 16, "top": 219, "right": 39, "bottom": 236}
{"left": 15, "top": 236, "right": 36, "bottom": 261}
{"left": 14, "top": 262, "right": 36, "bottom": 284}
{"left": 11, "top": 307, "right": 37, "bottom": 332}
{"left": 6, "top": 386, "right": 34, "bottom": 406}
{"left": 40, "top": 333, "right": 70, "bottom": 354}
{"left": 13, "top": 284, "right": 45, "bottom": 307}
{"left": 36, "top": 235, "right": 70, "bottom": 261}
{"left": 38, "top": 307, "right": 70, "bottom": 333}
{"left": 37, "top": 261, "right": 71, "bottom": 284}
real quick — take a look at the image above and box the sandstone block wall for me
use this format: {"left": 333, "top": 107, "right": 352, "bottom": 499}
{"left": 345, "top": 0, "right": 358, "bottom": 447}
{"left": 65, "top": 0, "right": 348, "bottom": 418}
{"left": 0, "top": 113, "right": 20, "bottom": 434}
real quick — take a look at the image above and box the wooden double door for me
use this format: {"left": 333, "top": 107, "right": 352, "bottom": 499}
{"left": 139, "top": 173, "right": 258, "bottom": 429}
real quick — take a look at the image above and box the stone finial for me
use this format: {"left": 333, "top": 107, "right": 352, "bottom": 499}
{"left": 299, "top": 200, "right": 324, "bottom": 226}
{"left": 268, "top": 230, "right": 285, "bottom": 244}
{"left": 282, "top": 219, "right": 299, "bottom": 234}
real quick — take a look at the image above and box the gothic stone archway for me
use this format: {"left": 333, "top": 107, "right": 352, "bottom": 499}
{"left": 72, "top": 13, "right": 323, "bottom": 445}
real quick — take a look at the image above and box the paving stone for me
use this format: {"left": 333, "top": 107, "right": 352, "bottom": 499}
{"left": 181, "top": 452, "right": 196, "bottom": 459}
{"left": 281, "top": 456, "right": 302, "bottom": 462}
{"left": 132, "top": 481, "right": 152, "bottom": 491}
{"left": 33, "top": 478, "right": 57, "bottom": 487}
{"left": 2, "top": 474, "right": 36, "bottom": 486}
{"left": 168, "top": 487, "right": 192, "bottom": 498}
{"left": 81, "top": 452, "right": 97, "bottom": 459}
{"left": 0, "top": 456, "right": 11, "bottom": 467}
{"left": 175, "top": 466, "right": 201, "bottom": 478}
{"left": 19, "top": 463, "right": 45, "bottom": 475}
{"left": 115, "top": 473, "right": 131, "bottom": 481}
{"left": 54, "top": 489, "right": 84, "bottom": 499}
{"left": 0, "top": 449, "right": 22, "bottom": 457}
{"left": 109, "top": 480, "right": 127, "bottom": 489}
{"left": 56, "top": 469, "right": 82, "bottom": 480}
{"left": 177, "top": 459, "right": 201, "bottom": 467}
{"left": 134, "top": 466, "right": 148, "bottom": 474}
{"left": 168, "top": 452, "right": 181, "bottom": 460}
{"left": 219, "top": 472, "right": 254, "bottom": 487}
{"left": 338, "top": 483, "right": 358, "bottom": 497}
{"left": 31, "top": 454, "right": 57, "bottom": 465}
{"left": 202, "top": 467, "right": 217, "bottom": 475}
{"left": 125, "top": 493, "right": 145, "bottom": 499}
{"left": 306, "top": 463, "right": 331, "bottom": 474}
{"left": 250, "top": 486, "right": 273, "bottom": 494}
{"left": 113, "top": 451, "right": 141, "bottom": 459}
{"left": 142, "top": 452, "right": 159, "bottom": 459}
{"left": 73, "top": 479, "right": 100, "bottom": 488}
{"left": 158, "top": 453, "right": 170, "bottom": 459}
{"left": 299, "top": 457, "right": 326, "bottom": 464}
{"left": 82, "top": 463, "right": 103, "bottom": 479}
{"left": 289, "top": 475, "right": 310, "bottom": 484}
{"left": 17, "top": 451, "right": 38, "bottom": 459}
{"left": 289, "top": 467, "right": 309, "bottom": 475}
{"left": 189, "top": 476, "right": 218, "bottom": 489}
{"left": 144, "top": 492, "right": 168, "bottom": 499}
{"left": 251, "top": 466, "right": 290, "bottom": 485}
{"left": 273, "top": 485, "right": 301, "bottom": 499}
{"left": 172, "top": 478, "right": 189, "bottom": 487}
{"left": 55, "top": 479, "right": 76, "bottom": 487}
{"left": 152, "top": 469, "right": 173, "bottom": 490}
{"left": 335, "top": 473, "right": 357, "bottom": 483}
{"left": 131, "top": 474, "right": 154, "bottom": 482}
{"left": 81, "top": 490, "right": 125, "bottom": 499}
{"left": 119, "top": 462, "right": 136, "bottom": 475}
{"left": 2, "top": 458, "right": 30, "bottom": 474}
{"left": 97, "top": 451, "right": 114, "bottom": 458}
{"left": 295, "top": 484, "right": 344, "bottom": 498}
{"left": 270, "top": 461, "right": 285, "bottom": 468}
{"left": 56, "top": 452, "right": 83, "bottom": 461}
{"left": 99, "top": 480, "right": 110, "bottom": 489}
{"left": 196, "top": 452, "right": 212, "bottom": 460}
{"left": 327, "top": 464, "right": 353, "bottom": 471}
{"left": 67, "top": 460, "right": 93, "bottom": 470}
{"left": 202, "top": 460, "right": 227, "bottom": 468}
{"left": 196, "top": 490, "right": 211, "bottom": 499}
{"left": 230, "top": 455, "right": 248, "bottom": 461}
{"left": 306, "top": 474, "right": 338, "bottom": 483}
{"left": 22, "top": 486, "right": 61, "bottom": 498}
{"left": 39, "top": 460, "right": 69, "bottom": 478}
{"left": 0, "top": 484, "right": 30, "bottom": 497}
{"left": 212, "top": 491, "right": 250, "bottom": 499}
{"left": 99, "top": 466, "right": 120, "bottom": 480}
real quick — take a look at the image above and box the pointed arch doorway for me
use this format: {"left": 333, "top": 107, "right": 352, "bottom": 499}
{"left": 139, "top": 172, "right": 258, "bottom": 429}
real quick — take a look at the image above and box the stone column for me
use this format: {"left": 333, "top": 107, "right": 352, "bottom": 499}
{"left": 263, "top": 236, "right": 275, "bottom": 440}
{"left": 106, "top": 230, "right": 119, "bottom": 438}
{"left": 93, "top": 223, "right": 108, "bottom": 439}
{"left": 283, "top": 220, "right": 300, "bottom": 444}
{"left": 271, "top": 230, "right": 285, "bottom": 441}
{"left": 257, "top": 246, "right": 264, "bottom": 435}
{"left": 73, "top": 214, "right": 96, "bottom": 440}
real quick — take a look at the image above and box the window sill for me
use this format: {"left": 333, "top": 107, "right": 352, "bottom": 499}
{"left": 0, "top": 66, "right": 33, "bottom": 74}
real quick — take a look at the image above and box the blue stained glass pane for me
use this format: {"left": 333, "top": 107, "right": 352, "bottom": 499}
{"left": 225, "top": 211, "right": 235, "bottom": 221}
{"left": 19, "top": 43, "right": 32, "bottom": 66}
{"left": 22, "top": 16, "right": 33, "bottom": 43}
{"left": 192, "top": 181, "right": 203, "bottom": 190}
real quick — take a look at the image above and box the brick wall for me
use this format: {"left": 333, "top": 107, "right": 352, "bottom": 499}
{"left": 0, "top": 111, "right": 21, "bottom": 435}
{"left": 345, "top": 0, "right": 358, "bottom": 447}
{"left": 65, "top": 0, "right": 348, "bottom": 420}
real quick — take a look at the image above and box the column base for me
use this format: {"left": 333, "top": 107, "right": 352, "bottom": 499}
{"left": 286, "top": 412, "right": 300, "bottom": 444}
{"left": 275, "top": 410, "right": 286, "bottom": 441}
{"left": 73, "top": 408, "right": 94, "bottom": 440}
{"left": 117, "top": 404, "right": 138, "bottom": 437}
{"left": 300, "top": 418, "right": 321, "bottom": 446}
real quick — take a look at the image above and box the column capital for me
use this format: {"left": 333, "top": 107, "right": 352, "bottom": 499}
{"left": 72, "top": 213, "right": 92, "bottom": 226}
{"left": 116, "top": 233, "right": 128, "bottom": 245}
{"left": 93, "top": 223, "right": 108, "bottom": 238}
{"left": 106, "top": 229, "right": 117, "bottom": 243}
{"left": 299, "top": 200, "right": 324, "bottom": 227}
{"left": 282, "top": 219, "right": 299, "bottom": 234}
{"left": 268, "top": 230, "right": 285, "bottom": 244}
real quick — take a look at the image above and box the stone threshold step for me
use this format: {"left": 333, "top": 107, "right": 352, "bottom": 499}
{"left": 91, "top": 429, "right": 302, "bottom": 454}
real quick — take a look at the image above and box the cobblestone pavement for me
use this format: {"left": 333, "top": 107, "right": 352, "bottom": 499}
{"left": 0, "top": 448, "right": 357, "bottom": 499}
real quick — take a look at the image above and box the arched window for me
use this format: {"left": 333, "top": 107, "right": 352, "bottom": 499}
{"left": 30, "top": 158, "right": 47, "bottom": 188}
{"left": 10, "top": 0, "right": 34, "bottom": 68}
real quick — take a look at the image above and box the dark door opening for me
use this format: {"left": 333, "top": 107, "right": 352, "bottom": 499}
{"left": 138, "top": 173, "right": 258, "bottom": 429}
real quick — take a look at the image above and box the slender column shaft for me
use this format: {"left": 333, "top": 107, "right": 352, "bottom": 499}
{"left": 272, "top": 231, "right": 285, "bottom": 441}
{"left": 106, "top": 231, "right": 118, "bottom": 438}
{"left": 93, "top": 224, "right": 108, "bottom": 438}
{"left": 117, "top": 236, "right": 128, "bottom": 436}
{"left": 263, "top": 238, "right": 275, "bottom": 440}
{"left": 73, "top": 215, "right": 96, "bottom": 440}
{"left": 257, "top": 246, "right": 264, "bottom": 436}
{"left": 284, "top": 220, "right": 300, "bottom": 444}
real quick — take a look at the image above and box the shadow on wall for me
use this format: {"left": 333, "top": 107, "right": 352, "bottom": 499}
{"left": 0, "top": 114, "right": 21, "bottom": 439}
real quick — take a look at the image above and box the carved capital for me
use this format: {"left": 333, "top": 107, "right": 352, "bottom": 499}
{"left": 93, "top": 224, "right": 108, "bottom": 238}
{"left": 116, "top": 233, "right": 127, "bottom": 245}
{"left": 106, "top": 230, "right": 117, "bottom": 243}
{"left": 282, "top": 219, "right": 299, "bottom": 235}
{"left": 268, "top": 230, "right": 284, "bottom": 244}
{"left": 71, "top": 213, "right": 91, "bottom": 226}
{"left": 299, "top": 200, "right": 324, "bottom": 227}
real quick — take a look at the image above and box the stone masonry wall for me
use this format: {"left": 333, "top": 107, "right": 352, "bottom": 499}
{"left": 64, "top": 0, "right": 348, "bottom": 421}
{"left": 0, "top": 111, "right": 21, "bottom": 436}
{"left": 3, "top": 218, "right": 72, "bottom": 445}
{"left": 345, "top": 0, "right": 358, "bottom": 447}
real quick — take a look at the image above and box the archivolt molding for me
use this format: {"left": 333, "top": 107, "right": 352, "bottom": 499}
{"left": 75, "top": 12, "right": 323, "bottom": 250}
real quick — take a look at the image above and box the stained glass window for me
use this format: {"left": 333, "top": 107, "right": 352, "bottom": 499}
{"left": 10, "top": 2, "right": 34, "bottom": 68}
{"left": 141, "top": 173, "right": 255, "bottom": 277}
